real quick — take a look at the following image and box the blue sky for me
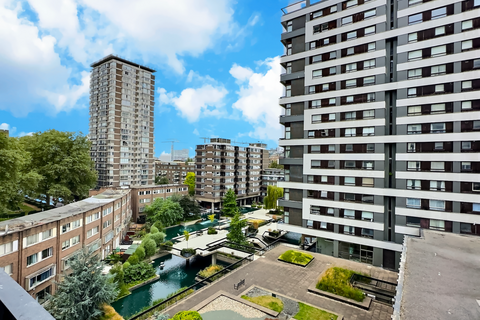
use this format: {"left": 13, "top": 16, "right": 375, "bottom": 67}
{"left": 0, "top": 0, "right": 292, "bottom": 157}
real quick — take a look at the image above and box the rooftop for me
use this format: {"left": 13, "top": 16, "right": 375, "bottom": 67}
{"left": 0, "top": 189, "right": 129, "bottom": 234}
{"left": 129, "top": 184, "right": 187, "bottom": 189}
{"left": 394, "top": 230, "right": 480, "bottom": 320}
{"left": 90, "top": 54, "right": 156, "bottom": 72}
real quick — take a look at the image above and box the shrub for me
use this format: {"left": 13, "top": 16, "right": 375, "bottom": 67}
{"left": 122, "top": 261, "right": 131, "bottom": 269}
{"left": 109, "top": 263, "right": 124, "bottom": 284}
{"left": 135, "top": 246, "right": 146, "bottom": 261}
{"left": 96, "top": 304, "right": 124, "bottom": 320}
{"left": 269, "top": 230, "right": 281, "bottom": 237}
{"left": 316, "top": 267, "right": 366, "bottom": 302}
{"left": 137, "top": 230, "right": 146, "bottom": 238}
{"left": 241, "top": 295, "right": 283, "bottom": 313}
{"left": 162, "top": 241, "right": 173, "bottom": 251}
{"left": 207, "top": 227, "right": 217, "bottom": 235}
{"left": 278, "top": 250, "right": 313, "bottom": 266}
{"left": 141, "top": 233, "right": 152, "bottom": 244}
{"left": 171, "top": 311, "right": 202, "bottom": 320}
{"left": 144, "top": 239, "right": 157, "bottom": 257}
{"left": 198, "top": 265, "right": 223, "bottom": 280}
{"left": 181, "top": 248, "right": 196, "bottom": 257}
{"left": 123, "top": 262, "right": 156, "bottom": 284}
{"left": 126, "top": 253, "right": 139, "bottom": 265}
{"left": 152, "top": 313, "right": 170, "bottom": 320}
{"left": 150, "top": 226, "right": 159, "bottom": 234}
{"left": 153, "top": 221, "right": 165, "bottom": 232}
{"left": 151, "top": 232, "right": 166, "bottom": 247}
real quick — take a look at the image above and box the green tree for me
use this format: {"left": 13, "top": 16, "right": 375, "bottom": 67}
{"left": 135, "top": 246, "right": 146, "bottom": 261}
{"left": 178, "top": 195, "right": 201, "bottom": 220}
{"left": 155, "top": 176, "right": 169, "bottom": 185}
{"left": 208, "top": 214, "right": 215, "bottom": 226}
{"left": 127, "top": 254, "right": 139, "bottom": 265}
{"left": 263, "top": 186, "right": 284, "bottom": 211}
{"left": 226, "top": 211, "right": 248, "bottom": 246}
{"left": 145, "top": 198, "right": 184, "bottom": 227}
{"left": 269, "top": 160, "right": 284, "bottom": 169}
{"left": 222, "top": 189, "right": 238, "bottom": 217}
{"left": 185, "top": 157, "right": 194, "bottom": 164}
{"left": 150, "top": 232, "right": 166, "bottom": 247}
{"left": 21, "top": 130, "right": 97, "bottom": 205}
{"left": 0, "top": 134, "right": 41, "bottom": 211}
{"left": 45, "top": 247, "right": 117, "bottom": 320}
{"left": 183, "top": 230, "right": 190, "bottom": 248}
{"left": 184, "top": 172, "right": 196, "bottom": 196}
{"left": 143, "top": 238, "right": 157, "bottom": 257}
{"left": 150, "top": 226, "right": 159, "bottom": 234}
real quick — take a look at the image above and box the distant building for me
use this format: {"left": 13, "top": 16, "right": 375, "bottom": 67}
{"left": 173, "top": 149, "right": 190, "bottom": 161}
{"left": 155, "top": 160, "right": 195, "bottom": 184}
{"left": 261, "top": 168, "right": 285, "bottom": 197}
{"left": 89, "top": 55, "right": 156, "bottom": 187}
{"left": 195, "top": 138, "right": 268, "bottom": 210}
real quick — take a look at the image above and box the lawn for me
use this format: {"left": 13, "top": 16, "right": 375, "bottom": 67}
{"left": 0, "top": 203, "right": 40, "bottom": 222}
{"left": 241, "top": 295, "right": 284, "bottom": 312}
{"left": 278, "top": 250, "right": 313, "bottom": 266}
{"left": 294, "top": 302, "right": 337, "bottom": 320}
{"left": 316, "top": 267, "right": 366, "bottom": 302}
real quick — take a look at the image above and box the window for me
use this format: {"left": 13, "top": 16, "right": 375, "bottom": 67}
{"left": 344, "top": 226, "right": 354, "bottom": 235}
{"left": 345, "top": 160, "right": 355, "bottom": 168}
{"left": 430, "top": 219, "right": 445, "bottom": 230}
{"left": 311, "top": 145, "right": 320, "bottom": 153}
{"left": 347, "top": 47, "right": 354, "bottom": 55}
{"left": 406, "top": 198, "right": 421, "bottom": 208}
{"left": 462, "top": 81, "right": 472, "bottom": 90}
{"left": 473, "top": 183, "right": 480, "bottom": 192}
{"left": 41, "top": 247, "right": 53, "bottom": 260}
{"left": 431, "top": 162, "right": 445, "bottom": 171}
{"left": 474, "top": 203, "right": 480, "bottom": 212}
{"left": 431, "top": 7, "right": 446, "bottom": 19}
{"left": 27, "top": 253, "right": 39, "bottom": 266}
{"left": 320, "top": 222, "right": 327, "bottom": 229}
{"left": 435, "top": 142, "right": 444, "bottom": 150}
{"left": 435, "top": 26, "right": 445, "bottom": 35}
{"left": 311, "top": 160, "right": 321, "bottom": 168}
{"left": 87, "top": 226, "right": 99, "bottom": 238}
{"left": 407, "top": 161, "right": 420, "bottom": 171}
{"left": 363, "top": 76, "right": 375, "bottom": 86}
{"left": 312, "top": 70, "right": 322, "bottom": 78}
{"left": 329, "top": 98, "right": 336, "bottom": 105}
{"left": 347, "top": 31, "right": 357, "bottom": 40}
{"left": 328, "top": 145, "right": 335, "bottom": 152}
{"left": 362, "top": 177, "right": 374, "bottom": 187}
{"left": 328, "top": 160, "right": 335, "bottom": 168}
{"left": 286, "top": 21, "right": 292, "bottom": 32}
{"left": 61, "top": 223, "right": 71, "bottom": 234}
{"left": 364, "top": 26, "right": 375, "bottom": 35}
{"left": 285, "top": 126, "right": 290, "bottom": 139}
{"left": 408, "top": 50, "right": 422, "bottom": 61}
{"left": 345, "top": 128, "right": 356, "bottom": 136}
{"left": 362, "top": 212, "right": 373, "bottom": 221}
{"left": 406, "top": 216, "right": 421, "bottom": 227}
{"left": 435, "top": 84, "right": 444, "bottom": 93}
{"left": 329, "top": 114, "right": 336, "bottom": 121}
{"left": 475, "top": 121, "right": 480, "bottom": 129}
{"left": 312, "top": 115, "right": 322, "bottom": 123}
{"left": 362, "top": 228, "right": 374, "bottom": 238}
{"left": 408, "top": 13, "right": 423, "bottom": 25}
{"left": 462, "top": 141, "right": 472, "bottom": 150}
{"left": 327, "top": 208, "right": 334, "bottom": 215}
{"left": 362, "top": 195, "right": 374, "bottom": 203}
{"left": 307, "top": 220, "right": 313, "bottom": 228}
{"left": 312, "top": 10, "right": 323, "bottom": 19}
{"left": 407, "top": 180, "right": 421, "bottom": 189}
{"left": 346, "top": 0, "right": 358, "bottom": 8}
{"left": 408, "top": 33, "right": 417, "bottom": 42}
{"left": 431, "top": 65, "right": 446, "bottom": 76}
{"left": 408, "top": 106, "right": 421, "bottom": 115}
{"left": 408, "top": 124, "right": 421, "bottom": 134}
{"left": 62, "top": 240, "right": 70, "bottom": 250}
{"left": 431, "top": 122, "right": 446, "bottom": 133}
{"left": 311, "top": 206, "right": 320, "bottom": 215}
{"left": 346, "top": 144, "right": 353, "bottom": 151}
{"left": 29, "top": 267, "right": 55, "bottom": 290}
{"left": 367, "top": 93, "right": 375, "bottom": 102}
{"left": 364, "top": 59, "right": 375, "bottom": 69}
{"left": 330, "top": 5, "right": 337, "bottom": 13}
{"left": 330, "top": 51, "right": 337, "bottom": 59}
{"left": 462, "top": 162, "right": 472, "bottom": 170}
{"left": 322, "top": 83, "right": 330, "bottom": 91}
{"left": 342, "top": 16, "right": 353, "bottom": 25}
{"left": 312, "top": 55, "right": 322, "bottom": 63}
{"left": 363, "top": 127, "right": 374, "bottom": 136}
{"left": 344, "top": 209, "right": 355, "bottom": 219}
{"left": 408, "top": 69, "right": 422, "bottom": 79}
{"left": 285, "top": 85, "right": 291, "bottom": 97}
{"left": 462, "top": 20, "right": 473, "bottom": 30}
{"left": 346, "top": 63, "right": 357, "bottom": 73}
{"left": 364, "top": 9, "right": 376, "bottom": 19}
{"left": 346, "top": 79, "right": 356, "bottom": 88}
{"left": 308, "top": 130, "right": 315, "bottom": 138}
{"left": 36, "top": 285, "right": 51, "bottom": 305}
{"left": 431, "top": 45, "right": 446, "bottom": 57}
{"left": 285, "top": 104, "right": 291, "bottom": 116}
{"left": 462, "top": 101, "right": 472, "bottom": 110}
{"left": 329, "top": 67, "right": 337, "bottom": 75}
{"left": 362, "top": 161, "right": 373, "bottom": 170}
{"left": 345, "top": 112, "right": 356, "bottom": 120}
{"left": 462, "top": 40, "right": 473, "bottom": 51}
{"left": 26, "top": 234, "right": 39, "bottom": 246}
{"left": 0, "top": 263, "right": 13, "bottom": 275}
{"left": 345, "top": 177, "right": 355, "bottom": 185}
{"left": 409, "top": 0, "right": 422, "bottom": 6}
{"left": 42, "top": 229, "right": 53, "bottom": 241}
{"left": 430, "top": 181, "right": 445, "bottom": 191}
{"left": 0, "top": 241, "right": 17, "bottom": 256}
{"left": 408, "top": 142, "right": 416, "bottom": 152}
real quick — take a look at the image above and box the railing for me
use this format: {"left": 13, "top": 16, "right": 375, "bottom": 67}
{"left": 281, "top": 0, "right": 306, "bottom": 14}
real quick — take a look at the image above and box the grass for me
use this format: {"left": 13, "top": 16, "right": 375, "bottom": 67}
{"left": 294, "top": 302, "right": 337, "bottom": 320}
{"left": 124, "top": 274, "right": 158, "bottom": 290}
{"left": 241, "top": 295, "right": 284, "bottom": 312}
{"left": 198, "top": 264, "right": 223, "bottom": 279}
{"left": 278, "top": 250, "right": 313, "bottom": 266}
{"left": 316, "top": 267, "right": 367, "bottom": 302}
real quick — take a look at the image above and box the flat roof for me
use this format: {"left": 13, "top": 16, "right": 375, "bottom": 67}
{"left": 395, "top": 230, "right": 480, "bottom": 319}
{"left": 90, "top": 54, "right": 156, "bottom": 73}
{"left": 0, "top": 189, "right": 129, "bottom": 234}
{"left": 129, "top": 184, "right": 187, "bottom": 189}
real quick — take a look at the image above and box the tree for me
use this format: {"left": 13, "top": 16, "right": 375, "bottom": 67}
{"left": 226, "top": 211, "right": 248, "bottom": 246}
{"left": 178, "top": 195, "right": 201, "bottom": 220}
{"left": 185, "top": 157, "right": 194, "bottom": 164}
{"left": 150, "top": 232, "right": 166, "bottom": 247}
{"left": 144, "top": 198, "right": 184, "bottom": 227}
{"left": 150, "top": 226, "right": 159, "bottom": 234}
{"left": 155, "top": 176, "right": 169, "bottom": 185}
{"left": 21, "top": 130, "right": 97, "bottom": 205}
{"left": 45, "top": 247, "right": 118, "bottom": 320}
{"left": 135, "top": 246, "right": 146, "bottom": 261}
{"left": 0, "top": 134, "right": 41, "bottom": 211}
{"left": 208, "top": 214, "right": 216, "bottom": 226}
{"left": 269, "top": 160, "right": 283, "bottom": 169}
{"left": 183, "top": 230, "right": 190, "bottom": 248}
{"left": 184, "top": 172, "right": 195, "bottom": 196}
{"left": 143, "top": 238, "right": 157, "bottom": 257}
{"left": 263, "top": 186, "right": 284, "bottom": 211}
{"left": 222, "top": 189, "right": 238, "bottom": 217}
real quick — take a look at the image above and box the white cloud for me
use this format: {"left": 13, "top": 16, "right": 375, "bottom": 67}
{"left": 193, "top": 128, "right": 200, "bottom": 136}
{"left": 0, "top": 1, "right": 87, "bottom": 116}
{"left": 159, "top": 84, "right": 228, "bottom": 123}
{"left": 18, "top": 131, "right": 34, "bottom": 137}
{"left": 0, "top": 123, "right": 32, "bottom": 137}
{"left": 158, "top": 151, "right": 171, "bottom": 162}
{"left": 229, "top": 56, "right": 283, "bottom": 142}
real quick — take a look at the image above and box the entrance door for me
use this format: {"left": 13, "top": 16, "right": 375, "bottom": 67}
{"left": 383, "top": 249, "right": 396, "bottom": 270}
{"left": 360, "top": 246, "right": 373, "bottom": 264}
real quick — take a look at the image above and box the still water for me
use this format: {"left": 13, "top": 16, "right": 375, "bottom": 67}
{"left": 164, "top": 220, "right": 218, "bottom": 241}
{"left": 112, "top": 253, "right": 227, "bottom": 319}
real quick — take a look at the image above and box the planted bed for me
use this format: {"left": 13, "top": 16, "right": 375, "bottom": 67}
{"left": 278, "top": 250, "right": 314, "bottom": 267}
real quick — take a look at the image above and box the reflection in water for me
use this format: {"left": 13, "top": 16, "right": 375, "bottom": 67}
{"left": 112, "top": 254, "right": 226, "bottom": 319}
{"left": 164, "top": 220, "right": 218, "bottom": 240}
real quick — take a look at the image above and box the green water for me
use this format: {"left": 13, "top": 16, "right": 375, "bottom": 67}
{"left": 165, "top": 220, "right": 218, "bottom": 241}
{"left": 239, "top": 207, "right": 259, "bottom": 214}
{"left": 112, "top": 254, "right": 227, "bottom": 319}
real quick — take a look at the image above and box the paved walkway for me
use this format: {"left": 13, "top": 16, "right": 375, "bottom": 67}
{"left": 165, "top": 244, "right": 396, "bottom": 320}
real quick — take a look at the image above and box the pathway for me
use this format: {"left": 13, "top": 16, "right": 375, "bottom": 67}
{"left": 165, "top": 244, "right": 396, "bottom": 320}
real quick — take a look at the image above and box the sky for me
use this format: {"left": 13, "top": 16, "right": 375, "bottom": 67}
{"left": 0, "top": 0, "right": 292, "bottom": 158}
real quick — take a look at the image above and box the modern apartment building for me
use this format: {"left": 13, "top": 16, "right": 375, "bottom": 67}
{"left": 261, "top": 168, "right": 285, "bottom": 197}
{"left": 89, "top": 54, "right": 156, "bottom": 187}
{"left": 155, "top": 160, "right": 195, "bottom": 184}
{"left": 278, "top": 0, "right": 480, "bottom": 269}
{"left": 0, "top": 189, "right": 132, "bottom": 304}
{"left": 195, "top": 139, "right": 268, "bottom": 210}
